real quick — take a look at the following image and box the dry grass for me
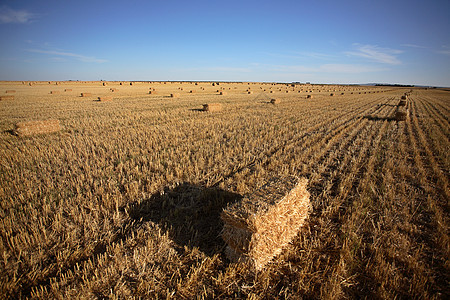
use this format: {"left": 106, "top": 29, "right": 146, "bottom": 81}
{"left": 0, "top": 81, "right": 448, "bottom": 299}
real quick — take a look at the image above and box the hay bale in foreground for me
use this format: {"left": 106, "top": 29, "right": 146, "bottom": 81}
{"left": 14, "top": 119, "right": 61, "bottom": 136}
{"left": 203, "top": 103, "right": 222, "bottom": 112}
{"left": 270, "top": 98, "right": 280, "bottom": 104}
{"left": 398, "top": 100, "right": 406, "bottom": 107}
{"left": 0, "top": 95, "right": 14, "bottom": 101}
{"left": 221, "top": 176, "right": 310, "bottom": 270}
{"left": 97, "top": 96, "right": 112, "bottom": 102}
{"left": 395, "top": 111, "right": 407, "bottom": 121}
{"left": 401, "top": 95, "right": 407, "bottom": 100}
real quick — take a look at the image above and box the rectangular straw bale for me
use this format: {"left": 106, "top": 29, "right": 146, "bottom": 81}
{"left": 97, "top": 96, "right": 112, "bottom": 101}
{"left": 401, "top": 95, "right": 407, "bottom": 100}
{"left": 220, "top": 91, "right": 227, "bottom": 95}
{"left": 398, "top": 100, "right": 406, "bottom": 107}
{"left": 64, "top": 89, "right": 72, "bottom": 92}
{"left": 170, "top": 93, "right": 180, "bottom": 98}
{"left": 5, "top": 90, "right": 16, "bottom": 93}
{"left": 81, "top": 93, "right": 92, "bottom": 97}
{"left": 221, "top": 176, "right": 310, "bottom": 270}
{"left": 395, "top": 111, "right": 407, "bottom": 121}
{"left": 0, "top": 95, "right": 14, "bottom": 101}
{"left": 50, "top": 91, "right": 60, "bottom": 94}
{"left": 203, "top": 103, "right": 222, "bottom": 112}
{"left": 14, "top": 119, "right": 61, "bottom": 136}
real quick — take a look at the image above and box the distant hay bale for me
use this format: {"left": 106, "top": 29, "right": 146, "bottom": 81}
{"left": 341, "top": 92, "right": 344, "bottom": 95}
{"left": 0, "top": 95, "right": 14, "bottom": 101}
{"left": 120, "top": 82, "right": 123, "bottom": 85}
{"left": 221, "top": 176, "right": 310, "bottom": 270}
{"left": 149, "top": 90, "right": 157, "bottom": 94}
{"left": 247, "top": 91, "right": 253, "bottom": 94}
{"left": 81, "top": 93, "right": 92, "bottom": 97}
{"left": 102, "top": 82, "right": 107, "bottom": 86}
{"left": 270, "top": 98, "right": 280, "bottom": 104}
{"left": 398, "top": 100, "right": 406, "bottom": 107}
{"left": 395, "top": 111, "right": 407, "bottom": 121}
{"left": 5, "top": 90, "right": 16, "bottom": 93}
{"left": 50, "top": 91, "right": 60, "bottom": 94}
{"left": 330, "top": 93, "right": 335, "bottom": 96}
{"left": 130, "top": 82, "right": 133, "bottom": 86}
{"left": 110, "top": 88, "right": 117, "bottom": 92}
{"left": 401, "top": 95, "right": 407, "bottom": 100}
{"left": 270, "top": 91, "right": 274, "bottom": 93}
{"left": 64, "top": 89, "right": 72, "bottom": 92}
{"left": 220, "top": 91, "right": 227, "bottom": 95}
{"left": 14, "top": 119, "right": 61, "bottom": 136}
{"left": 203, "top": 103, "right": 222, "bottom": 112}
{"left": 97, "top": 96, "right": 112, "bottom": 101}
{"left": 306, "top": 95, "right": 312, "bottom": 99}
{"left": 189, "top": 90, "right": 196, "bottom": 93}
{"left": 170, "top": 93, "right": 180, "bottom": 98}
{"left": 28, "top": 82, "right": 33, "bottom": 86}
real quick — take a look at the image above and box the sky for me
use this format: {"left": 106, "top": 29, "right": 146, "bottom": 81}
{"left": 0, "top": 0, "right": 449, "bottom": 86}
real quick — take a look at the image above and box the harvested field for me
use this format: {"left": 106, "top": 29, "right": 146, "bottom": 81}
{"left": 0, "top": 81, "right": 448, "bottom": 299}
{"left": 0, "top": 95, "right": 14, "bottom": 101}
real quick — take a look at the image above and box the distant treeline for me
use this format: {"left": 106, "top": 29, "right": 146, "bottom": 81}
{"left": 375, "top": 83, "right": 415, "bottom": 87}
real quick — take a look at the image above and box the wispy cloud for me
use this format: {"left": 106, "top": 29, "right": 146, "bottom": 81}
{"left": 345, "top": 44, "right": 402, "bottom": 65}
{"left": 265, "top": 51, "right": 334, "bottom": 60}
{"left": 0, "top": 6, "right": 37, "bottom": 24}
{"left": 401, "top": 43, "right": 427, "bottom": 49}
{"left": 436, "top": 46, "right": 450, "bottom": 56}
{"left": 27, "top": 49, "right": 107, "bottom": 63}
{"left": 271, "top": 63, "right": 386, "bottom": 74}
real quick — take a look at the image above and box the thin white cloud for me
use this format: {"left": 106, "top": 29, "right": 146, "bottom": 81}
{"left": 0, "top": 6, "right": 37, "bottom": 24}
{"left": 27, "top": 49, "right": 107, "bottom": 63}
{"left": 271, "top": 63, "right": 386, "bottom": 74}
{"left": 345, "top": 44, "right": 402, "bottom": 65}
{"left": 436, "top": 46, "right": 450, "bottom": 56}
{"left": 401, "top": 43, "right": 427, "bottom": 49}
{"left": 264, "top": 51, "right": 334, "bottom": 60}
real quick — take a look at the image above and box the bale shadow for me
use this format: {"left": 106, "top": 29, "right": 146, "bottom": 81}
{"left": 4, "top": 129, "right": 17, "bottom": 136}
{"left": 129, "top": 183, "right": 242, "bottom": 256}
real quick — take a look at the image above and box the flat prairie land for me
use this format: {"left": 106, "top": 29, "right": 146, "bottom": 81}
{"left": 0, "top": 81, "right": 448, "bottom": 299}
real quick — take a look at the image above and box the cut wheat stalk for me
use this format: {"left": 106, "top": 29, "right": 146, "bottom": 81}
{"left": 221, "top": 176, "right": 310, "bottom": 270}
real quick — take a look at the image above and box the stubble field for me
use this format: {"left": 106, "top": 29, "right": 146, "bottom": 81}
{"left": 0, "top": 81, "right": 448, "bottom": 299}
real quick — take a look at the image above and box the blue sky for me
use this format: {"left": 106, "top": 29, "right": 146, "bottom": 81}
{"left": 0, "top": 0, "right": 449, "bottom": 86}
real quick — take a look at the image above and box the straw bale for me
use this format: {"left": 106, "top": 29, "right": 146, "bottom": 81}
{"left": 270, "top": 98, "right": 280, "bottom": 104}
{"left": 248, "top": 91, "right": 253, "bottom": 94}
{"left": 330, "top": 93, "right": 335, "bottom": 96}
{"left": 189, "top": 90, "right": 196, "bottom": 93}
{"left": 203, "top": 103, "right": 222, "bottom": 112}
{"left": 5, "top": 90, "right": 16, "bottom": 93}
{"left": 220, "top": 91, "right": 227, "bottom": 95}
{"left": 81, "top": 93, "right": 92, "bottom": 97}
{"left": 401, "top": 95, "right": 407, "bottom": 100}
{"left": 170, "top": 93, "right": 180, "bottom": 98}
{"left": 221, "top": 176, "right": 310, "bottom": 270}
{"left": 398, "top": 100, "right": 406, "bottom": 107}
{"left": 110, "top": 88, "right": 117, "bottom": 92}
{"left": 14, "top": 119, "right": 61, "bottom": 136}
{"left": 102, "top": 82, "right": 107, "bottom": 86}
{"left": 50, "top": 91, "right": 60, "bottom": 94}
{"left": 97, "top": 96, "right": 112, "bottom": 102}
{"left": 395, "top": 111, "right": 407, "bottom": 121}
{"left": 0, "top": 95, "right": 14, "bottom": 101}
{"left": 149, "top": 90, "right": 157, "bottom": 94}
{"left": 65, "top": 89, "right": 72, "bottom": 92}
{"left": 306, "top": 95, "right": 312, "bottom": 99}
{"left": 130, "top": 82, "right": 133, "bottom": 86}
